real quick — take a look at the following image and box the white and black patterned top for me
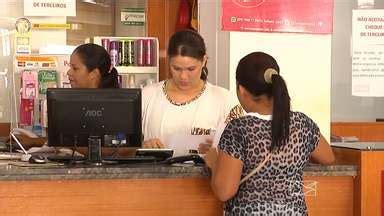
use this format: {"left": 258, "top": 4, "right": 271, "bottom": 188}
{"left": 218, "top": 111, "right": 320, "bottom": 216}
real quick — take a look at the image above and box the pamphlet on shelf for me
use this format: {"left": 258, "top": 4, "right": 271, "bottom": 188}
{"left": 38, "top": 70, "right": 58, "bottom": 94}
{"left": 19, "top": 98, "right": 34, "bottom": 125}
{"left": 12, "top": 54, "right": 67, "bottom": 133}
{"left": 21, "top": 70, "right": 38, "bottom": 99}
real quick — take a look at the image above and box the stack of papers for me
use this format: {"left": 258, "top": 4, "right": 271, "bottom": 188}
{"left": 167, "top": 134, "right": 213, "bottom": 157}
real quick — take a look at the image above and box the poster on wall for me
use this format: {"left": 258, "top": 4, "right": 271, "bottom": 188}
{"left": 24, "top": 0, "right": 76, "bottom": 17}
{"left": 15, "top": 18, "right": 32, "bottom": 54}
{"left": 352, "top": 10, "right": 384, "bottom": 97}
{"left": 221, "top": 0, "right": 333, "bottom": 34}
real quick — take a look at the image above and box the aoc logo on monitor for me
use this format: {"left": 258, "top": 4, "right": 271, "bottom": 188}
{"left": 84, "top": 109, "right": 103, "bottom": 117}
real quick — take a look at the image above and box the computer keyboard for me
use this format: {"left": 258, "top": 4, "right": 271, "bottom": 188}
{"left": 103, "top": 156, "right": 158, "bottom": 164}
{"left": 47, "top": 155, "right": 86, "bottom": 163}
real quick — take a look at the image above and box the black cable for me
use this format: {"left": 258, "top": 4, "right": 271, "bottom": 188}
{"left": 68, "top": 135, "right": 78, "bottom": 165}
{"left": 109, "top": 138, "right": 123, "bottom": 157}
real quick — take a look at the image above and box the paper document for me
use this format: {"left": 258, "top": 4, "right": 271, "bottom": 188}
{"left": 212, "top": 121, "right": 226, "bottom": 148}
{"left": 167, "top": 134, "right": 213, "bottom": 157}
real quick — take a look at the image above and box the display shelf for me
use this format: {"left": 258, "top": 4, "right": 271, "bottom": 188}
{"left": 91, "top": 36, "right": 159, "bottom": 88}
{"left": 115, "top": 66, "right": 158, "bottom": 74}
{"left": 10, "top": 54, "right": 70, "bottom": 134}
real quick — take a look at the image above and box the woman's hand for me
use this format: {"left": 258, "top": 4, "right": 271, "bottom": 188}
{"left": 198, "top": 138, "right": 213, "bottom": 154}
{"left": 142, "top": 138, "right": 165, "bottom": 149}
{"left": 204, "top": 147, "right": 218, "bottom": 170}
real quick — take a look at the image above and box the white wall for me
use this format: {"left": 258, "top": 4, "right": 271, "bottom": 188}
{"left": 200, "top": 0, "right": 384, "bottom": 135}
{"left": 200, "top": 0, "right": 331, "bottom": 140}
{"left": 229, "top": 32, "right": 331, "bottom": 140}
{"left": 198, "top": 0, "right": 230, "bottom": 88}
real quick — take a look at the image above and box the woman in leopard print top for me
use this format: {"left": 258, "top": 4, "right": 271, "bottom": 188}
{"left": 204, "top": 52, "right": 335, "bottom": 215}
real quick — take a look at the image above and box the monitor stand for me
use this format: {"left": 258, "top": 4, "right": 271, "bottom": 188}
{"left": 87, "top": 135, "right": 103, "bottom": 166}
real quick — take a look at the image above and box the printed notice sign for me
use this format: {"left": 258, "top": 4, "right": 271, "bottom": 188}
{"left": 221, "top": 0, "right": 333, "bottom": 34}
{"left": 121, "top": 8, "right": 145, "bottom": 26}
{"left": 15, "top": 18, "right": 31, "bottom": 54}
{"left": 352, "top": 10, "right": 384, "bottom": 96}
{"left": 24, "top": 0, "right": 76, "bottom": 16}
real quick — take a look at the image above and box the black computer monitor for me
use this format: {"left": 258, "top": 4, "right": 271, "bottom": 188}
{"left": 47, "top": 88, "right": 142, "bottom": 163}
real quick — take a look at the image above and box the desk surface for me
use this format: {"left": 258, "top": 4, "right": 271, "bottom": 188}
{"left": 0, "top": 160, "right": 357, "bottom": 181}
{"left": 332, "top": 141, "right": 384, "bottom": 150}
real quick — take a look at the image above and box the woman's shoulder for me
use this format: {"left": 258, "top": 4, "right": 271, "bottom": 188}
{"left": 291, "top": 111, "right": 318, "bottom": 128}
{"left": 291, "top": 111, "right": 311, "bottom": 121}
{"left": 142, "top": 81, "right": 164, "bottom": 95}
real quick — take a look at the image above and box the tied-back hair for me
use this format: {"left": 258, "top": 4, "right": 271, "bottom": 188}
{"left": 73, "top": 43, "right": 119, "bottom": 88}
{"left": 236, "top": 52, "right": 291, "bottom": 151}
{"left": 167, "top": 29, "right": 208, "bottom": 81}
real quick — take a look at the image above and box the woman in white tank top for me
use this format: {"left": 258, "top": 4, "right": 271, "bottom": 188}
{"left": 141, "top": 30, "right": 236, "bottom": 152}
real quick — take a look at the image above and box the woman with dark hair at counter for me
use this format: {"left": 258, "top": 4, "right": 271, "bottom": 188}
{"left": 142, "top": 29, "right": 236, "bottom": 150}
{"left": 205, "top": 52, "right": 335, "bottom": 215}
{"left": 9, "top": 43, "right": 119, "bottom": 147}
{"left": 67, "top": 43, "right": 119, "bottom": 89}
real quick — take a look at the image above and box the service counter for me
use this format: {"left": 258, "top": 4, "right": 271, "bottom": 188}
{"left": 0, "top": 161, "right": 355, "bottom": 216}
{"left": 332, "top": 142, "right": 384, "bottom": 216}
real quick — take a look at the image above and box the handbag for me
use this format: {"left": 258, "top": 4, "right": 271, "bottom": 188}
{"left": 239, "top": 153, "right": 271, "bottom": 185}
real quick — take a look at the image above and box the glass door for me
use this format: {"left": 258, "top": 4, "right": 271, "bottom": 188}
{"left": 0, "top": 16, "right": 17, "bottom": 124}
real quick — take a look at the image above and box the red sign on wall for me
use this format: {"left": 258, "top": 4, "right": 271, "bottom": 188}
{"left": 221, "top": 0, "right": 333, "bottom": 34}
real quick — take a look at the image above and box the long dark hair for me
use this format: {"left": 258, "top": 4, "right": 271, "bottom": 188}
{"left": 167, "top": 29, "right": 208, "bottom": 81}
{"left": 236, "top": 52, "right": 291, "bottom": 151}
{"left": 73, "top": 43, "right": 119, "bottom": 88}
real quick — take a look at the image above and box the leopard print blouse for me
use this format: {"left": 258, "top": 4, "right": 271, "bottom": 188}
{"left": 218, "top": 111, "right": 320, "bottom": 215}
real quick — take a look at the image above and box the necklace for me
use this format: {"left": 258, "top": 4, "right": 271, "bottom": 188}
{"left": 162, "top": 80, "right": 206, "bottom": 106}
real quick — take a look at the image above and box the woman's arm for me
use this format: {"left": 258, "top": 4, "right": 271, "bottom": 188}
{"left": 310, "top": 134, "right": 335, "bottom": 165}
{"left": 205, "top": 148, "right": 243, "bottom": 202}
